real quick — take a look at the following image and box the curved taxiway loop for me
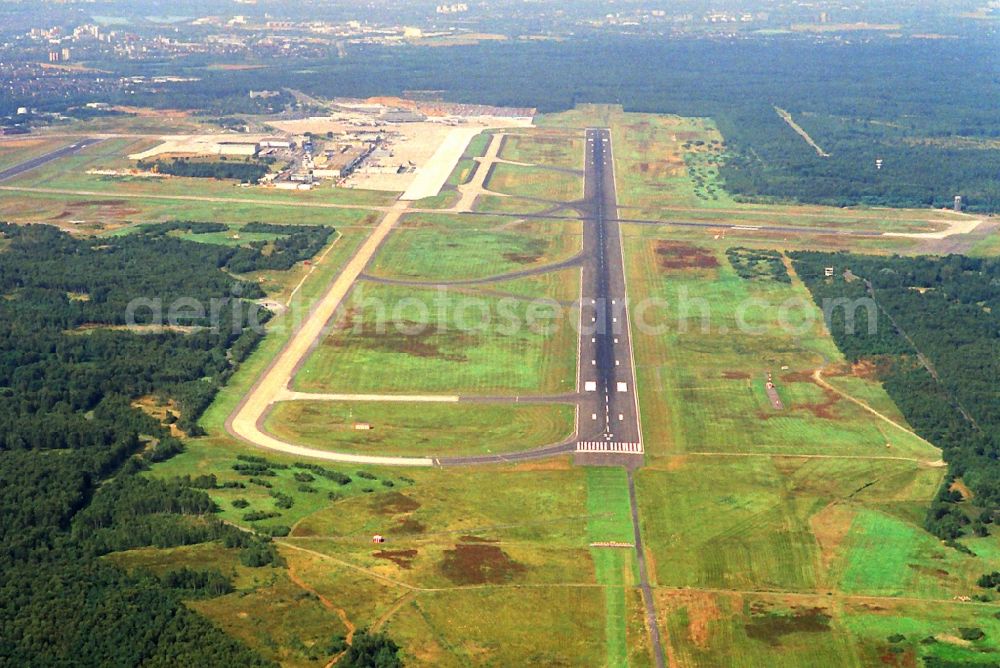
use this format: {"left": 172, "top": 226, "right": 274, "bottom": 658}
{"left": 225, "top": 194, "right": 586, "bottom": 468}
{"left": 225, "top": 200, "right": 442, "bottom": 467}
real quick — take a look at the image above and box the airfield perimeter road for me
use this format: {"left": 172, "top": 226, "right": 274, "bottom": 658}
{"left": 0, "top": 137, "right": 104, "bottom": 182}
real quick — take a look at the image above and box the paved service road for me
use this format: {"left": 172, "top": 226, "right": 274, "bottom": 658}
{"left": 576, "top": 129, "right": 643, "bottom": 453}
{"left": 0, "top": 137, "right": 104, "bottom": 182}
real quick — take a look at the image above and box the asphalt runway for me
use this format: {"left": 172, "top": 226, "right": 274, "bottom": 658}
{"left": 576, "top": 128, "right": 642, "bottom": 450}
{"left": 0, "top": 137, "right": 104, "bottom": 182}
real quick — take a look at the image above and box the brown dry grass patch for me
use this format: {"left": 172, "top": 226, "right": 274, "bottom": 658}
{"left": 509, "top": 457, "right": 574, "bottom": 472}
{"left": 654, "top": 240, "right": 719, "bottom": 270}
{"left": 329, "top": 313, "right": 476, "bottom": 362}
{"left": 744, "top": 602, "right": 832, "bottom": 646}
{"left": 809, "top": 503, "right": 856, "bottom": 572}
{"left": 395, "top": 517, "right": 427, "bottom": 534}
{"left": 131, "top": 394, "right": 186, "bottom": 438}
{"left": 665, "top": 591, "right": 723, "bottom": 649}
{"left": 949, "top": 479, "right": 973, "bottom": 501}
{"left": 373, "top": 549, "right": 418, "bottom": 569}
{"left": 439, "top": 543, "right": 526, "bottom": 585}
{"left": 370, "top": 492, "right": 421, "bottom": 516}
{"left": 502, "top": 238, "right": 547, "bottom": 264}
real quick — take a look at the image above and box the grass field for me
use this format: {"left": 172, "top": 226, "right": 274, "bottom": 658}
{"left": 265, "top": 401, "right": 575, "bottom": 457}
{"left": 485, "top": 163, "right": 583, "bottom": 202}
{"left": 194, "top": 219, "right": 377, "bottom": 445}
{"left": 0, "top": 185, "right": 386, "bottom": 232}
{"left": 274, "top": 465, "right": 625, "bottom": 665}
{"left": 109, "top": 106, "right": 1000, "bottom": 665}
{"left": 367, "top": 213, "right": 582, "bottom": 281}
{"left": 293, "top": 280, "right": 579, "bottom": 396}
{"left": 586, "top": 468, "right": 638, "bottom": 667}
{"left": 0, "top": 136, "right": 74, "bottom": 171}
{"left": 539, "top": 104, "right": 959, "bottom": 235}
{"left": 636, "top": 455, "right": 951, "bottom": 592}
{"left": 619, "top": 230, "right": 940, "bottom": 462}
{"left": 473, "top": 193, "right": 567, "bottom": 216}
{"left": 500, "top": 131, "right": 585, "bottom": 170}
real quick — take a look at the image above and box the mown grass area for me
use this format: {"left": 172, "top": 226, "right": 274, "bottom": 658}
{"left": 288, "top": 466, "right": 588, "bottom": 548}
{"left": 196, "top": 226, "right": 372, "bottom": 441}
{"left": 616, "top": 220, "right": 934, "bottom": 261}
{"left": 585, "top": 468, "right": 637, "bottom": 668}
{"left": 499, "top": 131, "right": 585, "bottom": 170}
{"left": 412, "top": 188, "right": 461, "bottom": 210}
{"left": 658, "top": 590, "right": 861, "bottom": 667}
{"left": 388, "top": 588, "right": 607, "bottom": 666}
{"left": 265, "top": 400, "right": 575, "bottom": 457}
{"left": 609, "top": 111, "right": 724, "bottom": 211}
{"left": 485, "top": 163, "right": 583, "bottom": 202}
{"left": 452, "top": 266, "right": 580, "bottom": 301}
{"left": 538, "top": 104, "right": 965, "bottom": 235}
{"left": 269, "top": 465, "right": 619, "bottom": 665}
{"left": 0, "top": 136, "right": 73, "bottom": 171}
{"left": 968, "top": 227, "right": 1000, "bottom": 257}
{"left": 635, "top": 454, "right": 1000, "bottom": 601}
{"left": 539, "top": 105, "right": 955, "bottom": 235}
{"left": 368, "top": 213, "right": 582, "bottom": 281}
{"left": 293, "top": 280, "right": 579, "bottom": 396}
{"left": 535, "top": 104, "right": 623, "bottom": 130}
{"left": 175, "top": 225, "right": 284, "bottom": 246}
{"left": 661, "top": 589, "right": 1000, "bottom": 667}
{"left": 464, "top": 132, "right": 492, "bottom": 159}
{"left": 638, "top": 456, "right": 827, "bottom": 592}
{"left": 836, "top": 509, "right": 1000, "bottom": 599}
{"left": 446, "top": 158, "right": 476, "bottom": 187}
{"left": 621, "top": 231, "right": 939, "bottom": 461}
{"left": 284, "top": 466, "right": 595, "bottom": 586}
{"left": 0, "top": 187, "right": 384, "bottom": 231}
{"left": 625, "top": 204, "right": 951, "bottom": 234}
{"left": 473, "top": 193, "right": 566, "bottom": 216}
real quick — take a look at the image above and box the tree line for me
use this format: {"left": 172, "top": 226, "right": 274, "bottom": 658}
{"left": 792, "top": 251, "right": 1000, "bottom": 542}
{"left": 0, "top": 222, "right": 291, "bottom": 666}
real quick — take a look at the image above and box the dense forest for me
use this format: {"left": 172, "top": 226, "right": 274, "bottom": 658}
{"left": 0, "top": 222, "right": 292, "bottom": 665}
{"left": 136, "top": 158, "right": 270, "bottom": 184}
{"left": 3, "top": 37, "right": 996, "bottom": 210}
{"left": 792, "top": 251, "right": 1000, "bottom": 542}
{"left": 140, "top": 220, "right": 335, "bottom": 273}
